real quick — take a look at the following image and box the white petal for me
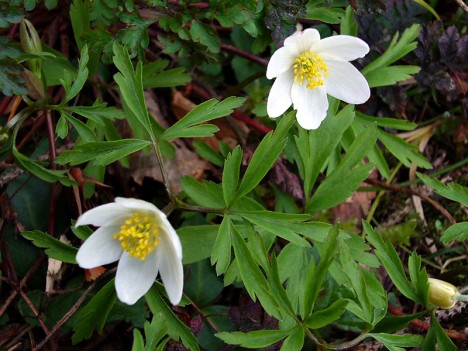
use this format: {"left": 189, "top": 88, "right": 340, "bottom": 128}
{"left": 159, "top": 215, "right": 183, "bottom": 260}
{"left": 157, "top": 240, "right": 184, "bottom": 305}
{"left": 75, "top": 203, "right": 131, "bottom": 227}
{"left": 266, "top": 46, "right": 295, "bottom": 79}
{"left": 267, "top": 70, "right": 294, "bottom": 118}
{"left": 115, "top": 251, "right": 161, "bottom": 305}
{"left": 312, "top": 35, "right": 369, "bottom": 61}
{"left": 323, "top": 60, "right": 370, "bottom": 104}
{"left": 285, "top": 28, "right": 321, "bottom": 56}
{"left": 115, "top": 197, "right": 160, "bottom": 214}
{"left": 76, "top": 226, "right": 122, "bottom": 268}
{"left": 291, "top": 84, "right": 328, "bottom": 130}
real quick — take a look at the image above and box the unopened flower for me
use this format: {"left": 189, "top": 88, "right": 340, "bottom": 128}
{"left": 428, "top": 278, "right": 460, "bottom": 309}
{"left": 266, "top": 28, "right": 370, "bottom": 129}
{"left": 76, "top": 197, "right": 183, "bottom": 305}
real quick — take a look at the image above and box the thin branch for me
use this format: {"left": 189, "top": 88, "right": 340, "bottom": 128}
{"left": 32, "top": 269, "right": 117, "bottom": 351}
{"left": 364, "top": 178, "right": 456, "bottom": 225}
{"left": 454, "top": 0, "right": 468, "bottom": 11}
{"left": 220, "top": 43, "right": 268, "bottom": 67}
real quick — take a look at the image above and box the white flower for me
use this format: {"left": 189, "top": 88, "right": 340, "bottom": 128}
{"left": 75, "top": 197, "right": 183, "bottom": 305}
{"left": 266, "top": 28, "right": 371, "bottom": 130}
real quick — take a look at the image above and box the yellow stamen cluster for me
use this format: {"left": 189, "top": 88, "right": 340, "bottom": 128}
{"left": 293, "top": 51, "right": 329, "bottom": 90}
{"left": 113, "top": 213, "right": 160, "bottom": 260}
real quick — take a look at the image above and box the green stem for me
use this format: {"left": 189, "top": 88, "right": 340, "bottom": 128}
{"left": 455, "top": 294, "right": 468, "bottom": 302}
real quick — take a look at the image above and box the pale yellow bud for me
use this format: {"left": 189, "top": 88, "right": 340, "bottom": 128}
{"left": 428, "top": 278, "right": 459, "bottom": 309}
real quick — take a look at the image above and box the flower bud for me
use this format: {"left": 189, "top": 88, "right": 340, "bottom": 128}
{"left": 428, "top": 278, "right": 459, "bottom": 309}
{"left": 20, "top": 19, "right": 42, "bottom": 79}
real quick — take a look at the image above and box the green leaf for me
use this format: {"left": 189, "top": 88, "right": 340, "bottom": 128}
{"left": 185, "top": 259, "right": 224, "bottom": 307}
{"left": 370, "top": 333, "right": 423, "bottom": 350}
{"left": 296, "top": 104, "right": 355, "bottom": 198}
{"left": 216, "top": 329, "right": 289, "bottom": 348}
{"left": 363, "top": 24, "right": 420, "bottom": 75}
{"left": 308, "top": 124, "right": 377, "bottom": 211}
{"left": 162, "top": 97, "right": 245, "bottom": 140}
{"left": 71, "top": 220, "right": 93, "bottom": 240}
{"left": 113, "top": 43, "right": 153, "bottom": 136}
{"left": 70, "top": 0, "right": 90, "bottom": 51}
{"left": 280, "top": 326, "right": 304, "bottom": 351}
{"left": 306, "top": 6, "right": 344, "bottom": 24}
{"left": 193, "top": 140, "right": 224, "bottom": 167}
{"left": 62, "top": 111, "right": 96, "bottom": 142}
{"left": 379, "top": 131, "right": 432, "bottom": 169}
{"left": 422, "top": 314, "right": 457, "bottom": 351}
{"left": 222, "top": 146, "right": 243, "bottom": 207}
{"left": 190, "top": 20, "right": 220, "bottom": 53}
{"left": 0, "top": 5, "right": 24, "bottom": 28}
{"left": 146, "top": 288, "right": 200, "bottom": 351}
{"left": 231, "top": 224, "right": 281, "bottom": 319}
{"left": 364, "top": 221, "right": 419, "bottom": 303}
{"left": 366, "top": 65, "right": 420, "bottom": 88}
{"left": 22, "top": 230, "right": 77, "bottom": 263}
{"left": 142, "top": 60, "right": 190, "bottom": 88}
{"left": 237, "top": 111, "right": 295, "bottom": 198}
{"left": 178, "top": 225, "right": 218, "bottom": 264}
{"left": 340, "top": 6, "right": 357, "bottom": 36}
{"left": 0, "top": 58, "right": 28, "bottom": 96}
{"left": 304, "top": 225, "right": 339, "bottom": 317}
{"left": 68, "top": 103, "right": 125, "bottom": 125}
{"left": 408, "top": 252, "right": 428, "bottom": 307}
{"left": 373, "top": 312, "right": 425, "bottom": 333}
{"left": 163, "top": 124, "right": 220, "bottom": 139}
{"left": 356, "top": 112, "right": 417, "bottom": 131}
{"left": 56, "top": 139, "right": 151, "bottom": 166}
{"left": 239, "top": 211, "right": 310, "bottom": 247}
{"left": 13, "top": 149, "right": 75, "bottom": 186}
{"left": 72, "top": 279, "right": 117, "bottom": 343}
{"left": 63, "top": 44, "right": 89, "bottom": 103}
{"left": 305, "top": 299, "right": 348, "bottom": 329}
{"left": 417, "top": 173, "right": 468, "bottom": 206}
{"left": 440, "top": 222, "right": 468, "bottom": 243}
{"left": 211, "top": 217, "right": 232, "bottom": 275}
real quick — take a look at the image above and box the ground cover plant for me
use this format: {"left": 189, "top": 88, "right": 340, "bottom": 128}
{"left": 0, "top": 0, "right": 467, "bottom": 350}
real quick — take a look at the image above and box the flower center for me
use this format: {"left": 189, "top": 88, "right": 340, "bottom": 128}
{"left": 293, "top": 51, "right": 329, "bottom": 90}
{"left": 113, "top": 213, "right": 160, "bottom": 260}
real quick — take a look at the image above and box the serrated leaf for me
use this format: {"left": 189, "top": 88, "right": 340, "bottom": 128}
{"left": 222, "top": 146, "right": 243, "bottom": 207}
{"left": 365, "top": 65, "right": 420, "bottom": 88}
{"left": 162, "top": 97, "right": 245, "bottom": 140}
{"left": 237, "top": 111, "right": 295, "bottom": 198}
{"left": 113, "top": 43, "right": 153, "bottom": 136}
{"left": 417, "top": 173, "right": 468, "bottom": 206}
{"left": 304, "top": 225, "right": 339, "bottom": 318}
{"left": 296, "top": 104, "right": 355, "bottom": 198}
{"left": 305, "top": 299, "right": 348, "bottom": 329}
{"left": 408, "top": 252, "right": 428, "bottom": 307}
{"left": 142, "top": 62, "right": 190, "bottom": 88}
{"left": 240, "top": 211, "right": 310, "bottom": 247}
{"left": 13, "top": 149, "right": 75, "bottom": 186}
{"left": 364, "top": 221, "right": 419, "bottom": 303}
{"left": 0, "top": 5, "right": 24, "bottom": 28}
{"left": 22, "top": 230, "right": 77, "bottom": 263}
{"left": 163, "top": 124, "right": 219, "bottom": 139}
{"left": 231, "top": 224, "right": 281, "bottom": 319}
{"left": 193, "top": 140, "right": 224, "bottom": 167}
{"left": 178, "top": 225, "right": 219, "bottom": 265}
{"left": 378, "top": 131, "right": 432, "bottom": 169}
{"left": 0, "top": 58, "right": 28, "bottom": 96}
{"left": 56, "top": 139, "right": 151, "bottom": 166}
{"left": 190, "top": 20, "right": 220, "bottom": 53}
{"left": 280, "top": 326, "right": 304, "bottom": 351}
{"left": 146, "top": 288, "right": 200, "bottom": 351}
{"left": 370, "top": 333, "right": 423, "bottom": 350}
{"left": 363, "top": 24, "right": 420, "bottom": 75}
{"left": 70, "top": 0, "right": 90, "bottom": 50}
{"left": 440, "top": 222, "right": 468, "bottom": 243}
{"left": 308, "top": 124, "right": 377, "bottom": 212}
{"left": 211, "top": 216, "right": 232, "bottom": 275}
{"left": 422, "top": 314, "right": 457, "bottom": 351}
{"left": 63, "top": 44, "right": 89, "bottom": 102}
{"left": 216, "top": 329, "right": 289, "bottom": 348}
{"left": 72, "top": 279, "right": 117, "bottom": 343}
{"left": 356, "top": 112, "right": 417, "bottom": 131}
{"left": 62, "top": 111, "right": 96, "bottom": 142}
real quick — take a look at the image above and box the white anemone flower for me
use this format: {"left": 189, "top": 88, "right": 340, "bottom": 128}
{"left": 75, "top": 197, "right": 183, "bottom": 305}
{"left": 266, "top": 28, "right": 371, "bottom": 130}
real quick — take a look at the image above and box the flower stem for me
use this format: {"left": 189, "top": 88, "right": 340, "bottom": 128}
{"left": 455, "top": 294, "right": 468, "bottom": 302}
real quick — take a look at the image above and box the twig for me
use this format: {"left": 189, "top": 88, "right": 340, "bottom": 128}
{"left": 220, "top": 43, "right": 268, "bottom": 67}
{"left": 454, "top": 0, "right": 468, "bottom": 12}
{"left": 364, "top": 178, "right": 456, "bottom": 225}
{"left": 32, "top": 268, "right": 117, "bottom": 351}
{"left": 388, "top": 303, "right": 467, "bottom": 341}
{"left": 19, "top": 289, "right": 51, "bottom": 336}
